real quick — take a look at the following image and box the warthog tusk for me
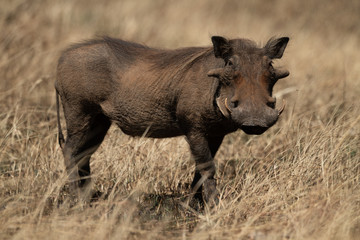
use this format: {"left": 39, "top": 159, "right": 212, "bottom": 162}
{"left": 277, "top": 99, "right": 286, "bottom": 116}
{"left": 224, "top": 98, "right": 232, "bottom": 113}
{"left": 216, "top": 97, "right": 230, "bottom": 118}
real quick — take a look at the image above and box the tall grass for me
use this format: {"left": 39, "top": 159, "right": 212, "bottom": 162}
{"left": 0, "top": 0, "right": 359, "bottom": 239}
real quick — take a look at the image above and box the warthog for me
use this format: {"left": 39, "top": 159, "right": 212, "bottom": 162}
{"left": 55, "top": 36, "right": 289, "bottom": 203}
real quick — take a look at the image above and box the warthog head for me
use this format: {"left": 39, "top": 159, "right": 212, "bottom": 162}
{"left": 208, "top": 36, "right": 289, "bottom": 135}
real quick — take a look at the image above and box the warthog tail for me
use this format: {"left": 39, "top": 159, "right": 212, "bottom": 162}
{"left": 56, "top": 90, "right": 65, "bottom": 149}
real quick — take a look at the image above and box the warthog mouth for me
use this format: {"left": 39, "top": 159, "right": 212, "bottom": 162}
{"left": 217, "top": 97, "right": 286, "bottom": 118}
{"left": 241, "top": 125, "right": 268, "bottom": 135}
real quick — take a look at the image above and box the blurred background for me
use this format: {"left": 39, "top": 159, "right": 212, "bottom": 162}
{"left": 0, "top": 1, "right": 359, "bottom": 239}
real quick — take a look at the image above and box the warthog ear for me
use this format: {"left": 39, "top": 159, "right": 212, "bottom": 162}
{"left": 265, "top": 37, "right": 289, "bottom": 59}
{"left": 211, "top": 36, "right": 231, "bottom": 59}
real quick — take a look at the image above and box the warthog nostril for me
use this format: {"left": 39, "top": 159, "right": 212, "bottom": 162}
{"left": 230, "top": 99, "right": 238, "bottom": 108}
{"left": 267, "top": 97, "right": 276, "bottom": 108}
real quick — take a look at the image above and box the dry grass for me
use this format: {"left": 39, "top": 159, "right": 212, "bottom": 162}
{"left": 1, "top": 0, "right": 359, "bottom": 239}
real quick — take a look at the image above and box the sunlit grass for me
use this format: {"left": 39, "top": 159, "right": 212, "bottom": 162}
{"left": 0, "top": 0, "right": 359, "bottom": 239}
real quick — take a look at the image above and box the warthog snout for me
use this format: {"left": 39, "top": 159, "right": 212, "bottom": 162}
{"left": 224, "top": 100, "right": 285, "bottom": 135}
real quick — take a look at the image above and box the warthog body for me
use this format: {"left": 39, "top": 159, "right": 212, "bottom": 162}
{"left": 56, "top": 36, "right": 289, "bottom": 203}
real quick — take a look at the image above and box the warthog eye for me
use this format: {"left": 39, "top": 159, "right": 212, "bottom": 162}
{"left": 269, "top": 62, "right": 274, "bottom": 72}
{"left": 268, "top": 63, "right": 277, "bottom": 82}
{"left": 226, "top": 59, "right": 234, "bottom": 66}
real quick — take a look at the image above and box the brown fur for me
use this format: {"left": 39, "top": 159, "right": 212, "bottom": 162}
{"left": 55, "top": 36, "right": 289, "bottom": 203}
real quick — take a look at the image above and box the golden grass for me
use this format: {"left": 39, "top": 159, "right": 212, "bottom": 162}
{"left": 0, "top": 0, "right": 359, "bottom": 239}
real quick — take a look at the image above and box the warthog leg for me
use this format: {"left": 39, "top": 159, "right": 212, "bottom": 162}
{"left": 61, "top": 102, "right": 111, "bottom": 199}
{"left": 188, "top": 133, "right": 224, "bottom": 205}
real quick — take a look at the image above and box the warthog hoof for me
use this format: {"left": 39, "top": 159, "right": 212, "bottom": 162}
{"left": 203, "top": 179, "right": 219, "bottom": 206}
